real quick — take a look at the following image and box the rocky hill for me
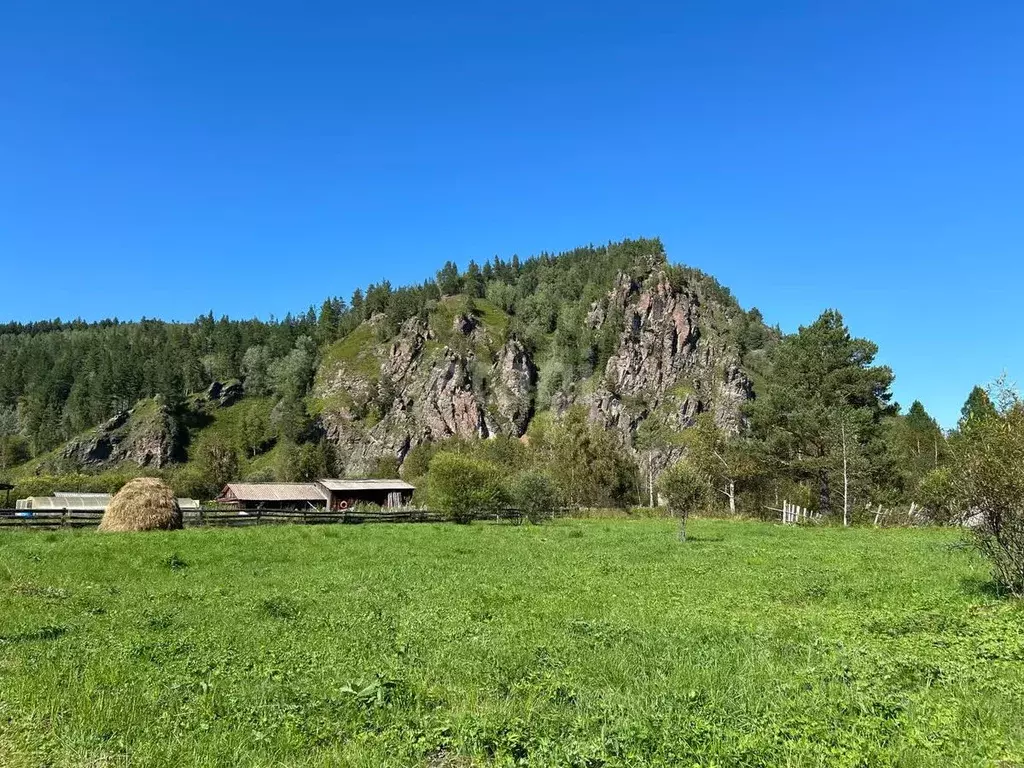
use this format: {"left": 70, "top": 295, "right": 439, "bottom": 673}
{"left": 312, "top": 261, "right": 757, "bottom": 475}
{"left": 2, "top": 239, "right": 773, "bottom": 490}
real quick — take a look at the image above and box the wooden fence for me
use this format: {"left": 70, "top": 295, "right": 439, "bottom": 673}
{"left": 780, "top": 500, "right": 822, "bottom": 524}
{"left": 0, "top": 506, "right": 549, "bottom": 530}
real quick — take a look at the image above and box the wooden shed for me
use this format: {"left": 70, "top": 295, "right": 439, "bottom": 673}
{"left": 315, "top": 479, "right": 415, "bottom": 510}
{"left": 216, "top": 483, "right": 327, "bottom": 510}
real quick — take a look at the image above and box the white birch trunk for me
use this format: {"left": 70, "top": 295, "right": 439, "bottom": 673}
{"left": 841, "top": 422, "right": 850, "bottom": 527}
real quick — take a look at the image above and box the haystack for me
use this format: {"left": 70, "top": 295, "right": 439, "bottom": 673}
{"left": 98, "top": 477, "right": 182, "bottom": 532}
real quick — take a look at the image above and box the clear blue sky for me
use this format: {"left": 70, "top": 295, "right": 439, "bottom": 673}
{"left": 1, "top": 1, "right": 1021, "bottom": 427}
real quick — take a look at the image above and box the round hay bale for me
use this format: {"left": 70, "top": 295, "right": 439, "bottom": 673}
{"left": 99, "top": 477, "right": 182, "bottom": 532}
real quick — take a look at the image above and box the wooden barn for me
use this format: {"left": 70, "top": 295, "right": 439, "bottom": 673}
{"left": 216, "top": 483, "right": 327, "bottom": 510}
{"left": 315, "top": 479, "right": 415, "bottom": 510}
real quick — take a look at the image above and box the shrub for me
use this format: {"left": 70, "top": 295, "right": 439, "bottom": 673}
{"left": 509, "top": 471, "right": 560, "bottom": 524}
{"left": 657, "top": 459, "right": 708, "bottom": 541}
{"left": 916, "top": 467, "right": 956, "bottom": 524}
{"left": 428, "top": 453, "right": 507, "bottom": 524}
{"left": 165, "top": 464, "right": 216, "bottom": 501}
{"left": 370, "top": 455, "right": 401, "bottom": 479}
{"left": 950, "top": 385, "right": 1024, "bottom": 595}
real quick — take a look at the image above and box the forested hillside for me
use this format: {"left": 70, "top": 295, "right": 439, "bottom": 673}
{"left": 0, "top": 237, "right": 968, "bottom": 521}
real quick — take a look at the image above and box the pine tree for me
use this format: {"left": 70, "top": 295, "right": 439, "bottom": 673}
{"left": 436, "top": 261, "right": 462, "bottom": 296}
{"left": 959, "top": 386, "right": 998, "bottom": 429}
{"left": 465, "top": 261, "right": 485, "bottom": 298}
{"left": 747, "top": 310, "right": 896, "bottom": 518}
{"left": 318, "top": 299, "right": 342, "bottom": 343}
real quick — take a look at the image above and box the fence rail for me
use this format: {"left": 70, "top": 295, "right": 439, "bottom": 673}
{"left": 0, "top": 506, "right": 549, "bottom": 529}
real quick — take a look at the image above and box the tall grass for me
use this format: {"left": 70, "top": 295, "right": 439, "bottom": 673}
{"left": 1, "top": 520, "right": 1022, "bottom": 766}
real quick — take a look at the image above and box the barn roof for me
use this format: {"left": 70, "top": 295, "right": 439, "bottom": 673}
{"left": 316, "top": 478, "right": 416, "bottom": 492}
{"left": 219, "top": 483, "right": 327, "bottom": 502}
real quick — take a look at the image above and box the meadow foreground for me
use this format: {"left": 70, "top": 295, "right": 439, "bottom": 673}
{"left": 1, "top": 519, "right": 1022, "bottom": 767}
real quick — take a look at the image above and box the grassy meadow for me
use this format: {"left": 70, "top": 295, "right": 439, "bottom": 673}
{"left": 1, "top": 519, "right": 1023, "bottom": 767}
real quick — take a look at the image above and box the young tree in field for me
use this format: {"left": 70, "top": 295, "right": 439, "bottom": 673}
{"left": 509, "top": 470, "right": 560, "bottom": 524}
{"left": 657, "top": 459, "right": 708, "bottom": 541}
{"left": 680, "top": 412, "right": 763, "bottom": 516}
{"left": 428, "top": 452, "right": 508, "bottom": 523}
{"left": 949, "top": 380, "right": 1024, "bottom": 595}
{"left": 746, "top": 310, "right": 895, "bottom": 519}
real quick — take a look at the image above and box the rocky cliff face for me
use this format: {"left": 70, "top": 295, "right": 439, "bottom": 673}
{"left": 58, "top": 401, "right": 183, "bottom": 470}
{"left": 585, "top": 271, "right": 750, "bottom": 441}
{"left": 315, "top": 313, "right": 537, "bottom": 475}
{"left": 47, "top": 381, "right": 241, "bottom": 473}
{"left": 314, "top": 265, "right": 753, "bottom": 475}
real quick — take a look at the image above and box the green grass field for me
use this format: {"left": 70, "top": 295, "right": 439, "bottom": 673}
{"left": 2, "top": 519, "right": 1023, "bottom": 767}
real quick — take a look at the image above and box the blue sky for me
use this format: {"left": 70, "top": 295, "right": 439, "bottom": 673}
{"left": 1, "top": 1, "right": 1021, "bottom": 427}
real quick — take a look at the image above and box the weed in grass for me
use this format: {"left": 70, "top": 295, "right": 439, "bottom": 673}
{"left": 146, "top": 613, "right": 174, "bottom": 630}
{"left": 162, "top": 553, "right": 188, "bottom": 571}
{"left": 10, "top": 582, "right": 70, "bottom": 600}
{"left": 1, "top": 624, "right": 69, "bottom": 643}
{"left": 259, "top": 595, "right": 300, "bottom": 620}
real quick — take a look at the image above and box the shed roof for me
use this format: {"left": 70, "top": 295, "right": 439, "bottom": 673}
{"left": 317, "top": 478, "right": 416, "bottom": 492}
{"left": 219, "top": 483, "right": 327, "bottom": 502}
